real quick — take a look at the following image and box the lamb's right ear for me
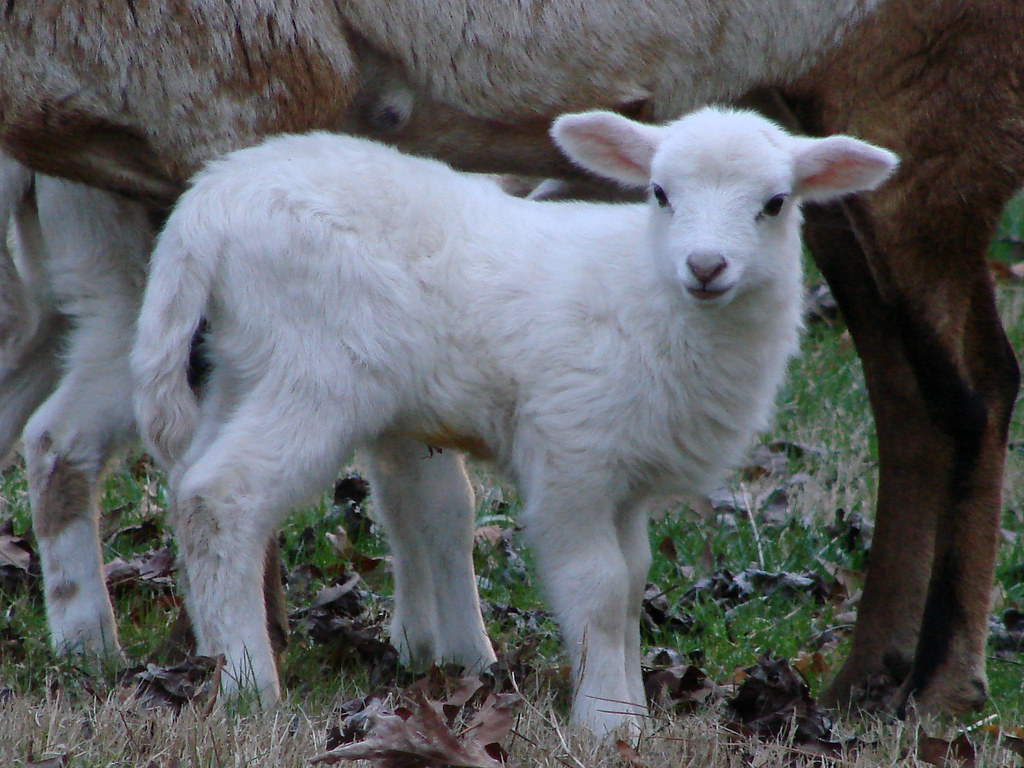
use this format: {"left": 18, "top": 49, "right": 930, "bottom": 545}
{"left": 791, "top": 135, "right": 899, "bottom": 202}
{"left": 551, "top": 111, "right": 663, "bottom": 187}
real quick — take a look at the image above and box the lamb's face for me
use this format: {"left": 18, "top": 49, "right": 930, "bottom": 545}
{"left": 645, "top": 123, "right": 802, "bottom": 307}
{"left": 550, "top": 107, "right": 898, "bottom": 307}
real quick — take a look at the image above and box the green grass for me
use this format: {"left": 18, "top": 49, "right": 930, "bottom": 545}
{"left": 2, "top": 193, "right": 1024, "bottom": 765}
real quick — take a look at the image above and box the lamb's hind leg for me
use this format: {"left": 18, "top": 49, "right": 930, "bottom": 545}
{"left": 25, "top": 178, "right": 150, "bottom": 658}
{"left": 363, "top": 437, "right": 494, "bottom": 672}
{"left": 170, "top": 397, "right": 353, "bottom": 706}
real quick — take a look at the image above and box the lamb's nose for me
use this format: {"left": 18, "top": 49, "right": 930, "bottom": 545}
{"left": 687, "top": 252, "right": 727, "bottom": 284}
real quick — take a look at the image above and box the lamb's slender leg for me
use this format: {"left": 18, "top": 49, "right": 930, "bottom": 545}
{"left": 784, "top": 1, "right": 1024, "bottom": 712}
{"left": 616, "top": 503, "right": 652, "bottom": 712}
{"left": 363, "top": 437, "right": 494, "bottom": 671}
{"left": 170, "top": 398, "right": 352, "bottom": 706}
{"left": 24, "top": 178, "right": 150, "bottom": 658}
{"left": 520, "top": 466, "right": 646, "bottom": 734}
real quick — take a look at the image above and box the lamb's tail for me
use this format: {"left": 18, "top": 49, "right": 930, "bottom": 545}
{"left": 130, "top": 210, "right": 215, "bottom": 469}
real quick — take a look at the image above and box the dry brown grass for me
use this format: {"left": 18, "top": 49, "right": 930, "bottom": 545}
{"left": 2, "top": 678, "right": 1021, "bottom": 767}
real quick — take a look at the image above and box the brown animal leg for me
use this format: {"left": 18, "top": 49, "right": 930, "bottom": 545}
{"left": 801, "top": 197, "right": 1017, "bottom": 714}
{"left": 783, "top": 0, "right": 1024, "bottom": 715}
{"left": 799, "top": 200, "right": 939, "bottom": 707}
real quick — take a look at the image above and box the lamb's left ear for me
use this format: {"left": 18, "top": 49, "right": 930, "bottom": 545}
{"left": 791, "top": 135, "right": 899, "bottom": 202}
{"left": 551, "top": 111, "right": 664, "bottom": 187}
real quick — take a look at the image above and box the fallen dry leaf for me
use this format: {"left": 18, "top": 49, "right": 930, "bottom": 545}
{"left": 824, "top": 508, "right": 874, "bottom": 554}
{"left": 680, "top": 568, "right": 831, "bottom": 611}
{"left": 0, "top": 519, "right": 33, "bottom": 570}
{"left": 296, "top": 588, "right": 399, "bottom": 688}
{"left": 641, "top": 582, "right": 697, "bottom": 636}
{"left": 725, "top": 655, "right": 844, "bottom": 753}
{"left": 0, "top": 518, "right": 36, "bottom": 592}
{"left": 104, "top": 547, "right": 176, "bottom": 590}
{"left": 918, "top": 730, "right": 977, "bottom": 768}
{"left": 644, "top": 663, "right": 723, "bottom": 713}
{"left": 614, "top": 738, "right": 647, "bottom": 768}
{"left": 333, "top": 474, "right": 374, "bottom": 542}
{"left": 976, "top": 724, "right": 1024, "bottom": 758}
{"left": 119, "top": 656, "right": 221, "bottom": 711}
{"left": 311, "top": 678, "right": 520, "bottom": 768}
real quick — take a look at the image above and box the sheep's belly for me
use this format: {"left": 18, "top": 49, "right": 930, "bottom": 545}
{"left": 408, "top": 426, "right": 494, "bottom": 461}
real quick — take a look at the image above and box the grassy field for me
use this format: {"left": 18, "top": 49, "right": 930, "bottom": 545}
{"left": 2, "top": 195, "right": 1024, "bottom": 766}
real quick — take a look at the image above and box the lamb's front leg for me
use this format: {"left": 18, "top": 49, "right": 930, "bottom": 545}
{"left": 521, "top": 471, "right": 648, "bottom": 735}
{"left": 616, "top": 503, "right": 653, "bottom": 711}
{"left": 364, "top": 437, "right": 494, "bottom": 672}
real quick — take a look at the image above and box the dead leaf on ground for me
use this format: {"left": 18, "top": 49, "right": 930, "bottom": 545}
{"left": 657, "top": 535, "right": 677, "bottom": 562}
{"left": 643, "top": 663, "right": 723, "bottom": 713}
{"left": 332, "top": 474, "right": 374, "bottom": 543}
{"left": 976, "top": 724, "right": 1024, "bottom": 759}
{"left": 311, "top": 674, "right": 521, "bottom": 768}
{"left": 310, "top": 573, "right": 365, "bottom": 614}
{"left": 792, "top": 650, "right": 832, "bottom": 677}
{"left": 918, "top": 730, "right": 977, "bottom": 768}
{"left": 0, "top": 518, "right": 37, "bottom": 592}
{"left": 296, "top": 585, "right": 399, "bottom": 687}
{"left": 824, "top": 508, "right": 874, "bottom": 554}
{"left": 104, "top": 547, "right": 176, "bottom": 590}
{"left": 483, "top": 602, "right": 553, "bottom": 640}
{"left": 119, "top": 656, "right": 221, "bottom": 712}
{"left": 725, "top": 655, "right": 860, "bottom": 756}
{"left": 740, "top": 444, "right": 791, "bottom": 479}
{"left": 641, "top": 582, "right": 697, "bottom": 636}
{"left": 614, "top": 738, "right": 648, "bottom": 768}
{"left": 103, "top": 518, "right": 162, "bottom": 547}
{"left": 679, "top": 568, "right": 831, "bottom": 611}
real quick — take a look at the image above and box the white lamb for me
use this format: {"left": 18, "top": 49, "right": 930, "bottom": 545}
{"left": 131, "top": 106, "right": 896, "bottom": 734}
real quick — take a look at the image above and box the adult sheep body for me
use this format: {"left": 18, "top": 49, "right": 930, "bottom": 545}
{"left": 131, "top": 107, "right": 897, "bottom": 734}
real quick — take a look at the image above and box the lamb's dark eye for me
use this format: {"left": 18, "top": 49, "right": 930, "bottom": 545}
{"left": 760, "top": 193, "right": 787, "bottom": 219}
{"left": 651, "top": 184, "right": 670, "bottom": 209}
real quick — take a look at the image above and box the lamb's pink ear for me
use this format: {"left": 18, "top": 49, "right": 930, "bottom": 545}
{"left": 792, "top": 135, "right": 899, "bottom": 203}
{"left": 551, "top": 111, "right": 663, "bottom": 187}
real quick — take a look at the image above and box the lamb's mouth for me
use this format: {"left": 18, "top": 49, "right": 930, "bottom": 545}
{"left": 686, "top": 285, "right": 732, "bottom": 301}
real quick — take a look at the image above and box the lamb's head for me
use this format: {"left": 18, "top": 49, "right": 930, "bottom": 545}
{"left": 551, "top": 106, "right": 898, "bottom": 306}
